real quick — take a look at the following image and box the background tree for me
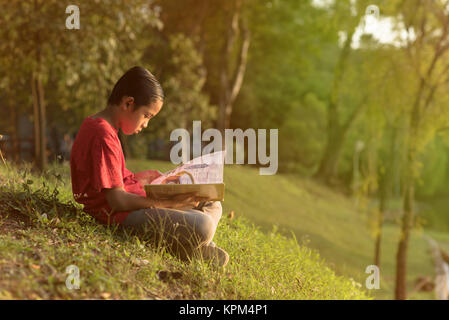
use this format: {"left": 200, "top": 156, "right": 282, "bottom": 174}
{"left": 155, "top": 0, "right": 253, "bottom": 135}
{"left": 128, "top": 32, "right": 216, "bottom": 160}
{"left": 314, "top": 0, "right": 377, "bottom": 184}
{"left": 0, "top": 0, "right": 161, "bottom": 170}
{"left": 386, "top": 0, "right": 449, "bottom": 300}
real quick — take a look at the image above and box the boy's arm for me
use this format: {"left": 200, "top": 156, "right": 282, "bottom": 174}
{"left": 102, "top": 187, "right": 202, "bottom": 211}
{"left": 133, "top": 170, "right": 163, "bottom": 185}
{"left": 103, "top": 187, "right": 153, "bottom": 212}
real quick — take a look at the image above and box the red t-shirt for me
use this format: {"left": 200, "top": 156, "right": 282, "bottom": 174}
{"left": 70, "top": 116, "right": 146, "bottom": 225}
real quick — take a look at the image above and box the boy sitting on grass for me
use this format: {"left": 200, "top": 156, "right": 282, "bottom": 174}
{"left": 70, "top": 66, "right": 229, "bottom": 267}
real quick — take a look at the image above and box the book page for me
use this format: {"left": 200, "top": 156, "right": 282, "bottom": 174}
{"left": 150, "top": 150, "right": 225, "bottom": 185}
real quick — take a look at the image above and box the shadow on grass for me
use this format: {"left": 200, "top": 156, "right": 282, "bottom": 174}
{"left": 0, "top": 185, "right": 207, "bottom": 270}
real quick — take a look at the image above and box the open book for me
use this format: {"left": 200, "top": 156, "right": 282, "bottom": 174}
{"left": 144, "top": 151, "right": 226, "bottom": 201}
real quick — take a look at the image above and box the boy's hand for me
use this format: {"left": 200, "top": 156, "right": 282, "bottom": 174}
{"left": 149, "top": 193, "right": 210, "bottom": 210}
{"left": 134, "top": 170, "right": 163, "bottom": 185}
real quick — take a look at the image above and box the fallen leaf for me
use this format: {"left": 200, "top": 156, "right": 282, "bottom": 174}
{"left": 30, "top": 264, "right": 40, "bottom": 270}
{"left": 100, "top": 292, "right": 111, "bottom": 299}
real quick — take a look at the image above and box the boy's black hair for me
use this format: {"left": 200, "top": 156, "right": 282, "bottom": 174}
{"left": 107, "top": 66, "right": 164, "bottom": 110}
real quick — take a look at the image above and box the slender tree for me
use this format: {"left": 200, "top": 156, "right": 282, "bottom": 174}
{"left": 217, "top": 0, "right": 251, "bottom": 133}
{"left": 391, "top": 0, "right": 449, "bottom": 299}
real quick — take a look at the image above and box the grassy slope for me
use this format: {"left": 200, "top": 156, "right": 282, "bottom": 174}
{"left": 0, "top": 161, "right": 368, "bottom": 300}
{"left": 127, "top": 159, "right": 449, "bottom": 300}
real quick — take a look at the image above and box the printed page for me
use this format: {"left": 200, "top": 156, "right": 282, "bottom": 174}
{"left": 150, "top": 150, "right": 226, "bottom": 185}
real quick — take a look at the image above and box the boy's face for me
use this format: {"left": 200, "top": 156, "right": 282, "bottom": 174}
{"left": 120, "top": 97, "right": 163, "bottom": 135}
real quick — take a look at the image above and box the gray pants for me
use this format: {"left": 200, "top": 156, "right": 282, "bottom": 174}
{"left": 121, "top": 201, "right": 223, "bottom": 261}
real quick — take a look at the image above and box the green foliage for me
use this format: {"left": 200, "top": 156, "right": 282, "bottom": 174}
{"left": 126, "top": 32, "right": 217, "bottom": 159}
{"left": 144, "top": 33, "right": 215, "bottom": 134}
{"left": 278, "top": 94, "right": 327, "bottom": 173}
{"left": 0, "top": 0, "right": 162, "bottom": 135}
{"left": 416, "top": 137, "right": 449, "bottom": 197}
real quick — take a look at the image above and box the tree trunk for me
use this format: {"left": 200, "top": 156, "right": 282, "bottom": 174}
{"left": 31, "top": 2, "right": 47, "bottom": 172}
{"left": 9, "top": 83, "right": 20, "bottom": 162}
{"left": 373, "top": 213, "right": 383, "bottom": 267}
{"left": 315, "top": 128, "right": 347, "bottom": 183}
{"left": 37, "top": 74, "right": 47, "bottom": 171}
{"left": 31, "top": 73, "right": 39, "bottom": 167}
{"left": 395, "top": 87, "right": 421, "bottom": 300}
{"left": 218, "top": 0, "right": 250, "bottom": 135}
{"left": 374, "top": 173, "right": 387, "bottom": 267}
{"left": 31, "top": 72, "right": 47, "bottom": 171}
{"left": 314, "top": 29, "right": 355, "bottom": 183}
{"left": 374, "top": 126, "right": 397, "bottom": 267}
{"left": 395, "top": 179, "right": 414, "bottom": 300}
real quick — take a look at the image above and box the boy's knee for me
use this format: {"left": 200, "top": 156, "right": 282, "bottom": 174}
{"left": 202, "top": 201, "right": 222, "bottom": 221}
{"left": 211, "top": 201, "right": 223, "bottom": 216}
{"left": 193, "top": 214, "right": 215, "bottom": 245}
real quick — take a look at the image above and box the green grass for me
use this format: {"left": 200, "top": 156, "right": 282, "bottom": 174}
{"left": 127, "top": 158, "right": 449, "bottom": 300}
{"left": 416, "top": 196, "right": 449, "bottom": 233}
{"left": 0, "top": 160, "right": 369, "bottom": 300}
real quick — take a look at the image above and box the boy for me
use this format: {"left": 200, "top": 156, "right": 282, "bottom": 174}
{"left": 70, "top": 66, "right": 229, "bottom": 266}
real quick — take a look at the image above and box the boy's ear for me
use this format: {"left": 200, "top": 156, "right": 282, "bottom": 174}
{"left": 121, "top": 96, "right": 135, "bottom": 110}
